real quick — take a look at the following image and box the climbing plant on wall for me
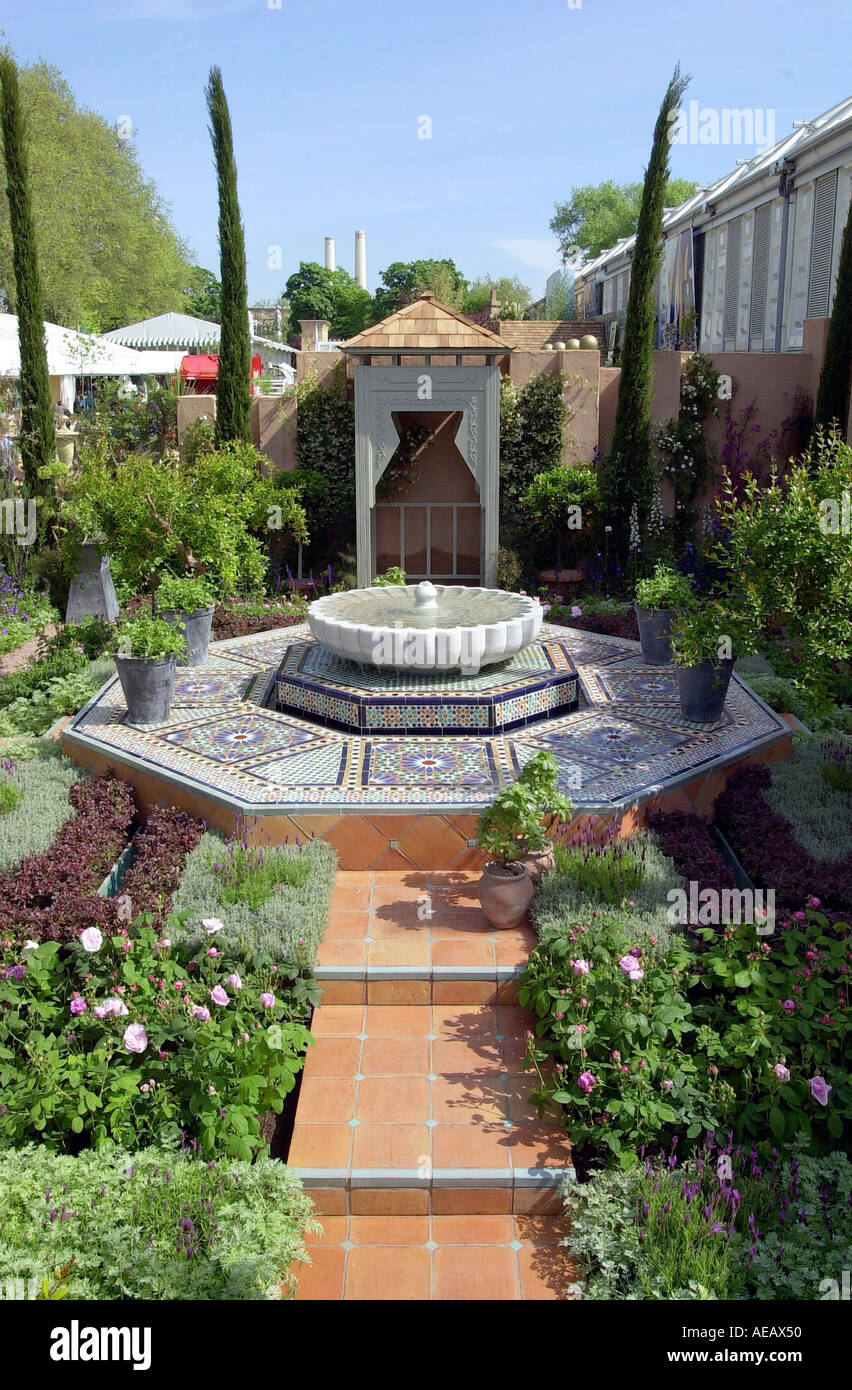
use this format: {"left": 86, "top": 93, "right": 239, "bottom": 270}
{"left": 499, "top": 371, "right": 569, "bottom": 516}
{"left": 293, "top": 365, "right": 356, "bottom": 531}
{"left": 655, "top": 352, "right": 719, "bottom": 550}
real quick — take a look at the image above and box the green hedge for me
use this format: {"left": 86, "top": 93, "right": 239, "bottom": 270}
{"left": 763, "top": 734, "right": 852, "bottom": 864}
{"left": 0, "top": 1146, "right": 318, "bottom": 1300}
{"left": 170, "top": 832, "right": 337, "bottom": 967}
{"left": 0, "top": 744, "right": 81, "bottom": 870}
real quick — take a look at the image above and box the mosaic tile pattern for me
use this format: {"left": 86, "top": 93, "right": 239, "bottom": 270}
{"left": 64, "top": 622, "right": 789, "bottom": 814}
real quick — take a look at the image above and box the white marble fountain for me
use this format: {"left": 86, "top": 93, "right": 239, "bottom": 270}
{"left": 307, "top": 581, "right": 543, "bottom": 674}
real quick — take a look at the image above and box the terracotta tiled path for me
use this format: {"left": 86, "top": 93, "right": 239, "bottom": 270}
{"left": 289, "top": 871, "right": 577, "bottom": 1300}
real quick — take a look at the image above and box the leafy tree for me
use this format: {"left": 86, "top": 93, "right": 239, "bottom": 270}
{"left": 0, "top": 53, "right": 196, "bottom": 332}
{"left": 602, "top": 66, "right": 691, "bottom": 569}
{"left": 372, "top": 258, "right": 468, "bottom": 318}
{"left": 551, "top": 176, "right": 698, "bottom": 261}
{"left": 184, "top": 266, "right": 221, "bottom": 323}
{"left": 205, "top": 66, "right": 251, "bottom": 446}
{"left": 284, "top": 262, "right": 371, "bottom": 340}
{"left": 463, "top": 275, "right": 531, "bottom": 320}
{"left": 814, "top": 193, "right": 852, "bottom": 436}
{"left": 0, "top": 55, "right": 54, "bottom": 507}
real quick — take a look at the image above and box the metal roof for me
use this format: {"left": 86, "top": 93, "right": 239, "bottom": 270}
{"left": 575, "top": 93, "right": 852, "bottom": 281}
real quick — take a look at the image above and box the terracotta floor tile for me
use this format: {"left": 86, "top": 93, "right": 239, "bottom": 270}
{"left": 430, "top": 1074, "right": 506, "bottom": 1124}
{"left": 323, "top": 910, "right": 370, "bottom": 941}
{"left": 361, "top": 1037, "right": 430, "bottom": 1076}
{"left": 431, "top": 1004, "right": 498, "bottom": 1040}
{"left": 430, "top": 883, "right": 482, "bottom": 910}
{"left": 506, "top": 1123, "right": 573, "bottom": 1169}
{"left": 344, "top": 1246, "right": 431, "bottom": 1301}
{"left": 306, "top": 1216, "right": 348, "bottom": 1245}
{"left": 432, "top": 1121, "right": 511, "bottom": 1170}
{"left": 351, "top": 1123, "right": 431, "bottom": 1169}
{"left": 364, "top": 1004, "right": 432, "bottom": 1036}
{"left": 433, "top": 1245, "right": 520, "bottom": 1300}
{"left": 310, "top": 1005, "right": 365, "bottom": 1037}
{"left": 514, "top": 1216, "right": 570, "bottom": 1246}
{"left": 365, "top": 913, "right": 427, "bottom": 938}
{"left": 371, "top": 883, "right": 427, "bottom": 908}
{"left": 302, "top": 1037, "right": 361, "bottom": 1078}
{"left": 350, "top": 1187, "right": 430, "bottom": 1216}
{"left": 368, "top": 980, "right": 431, "bottom": 1006}
{"left": 348, "top": 1216, "right": 430, "bottom": 1245}
{"left": 335, "top": 871, "right": 374, "bottom": 885}
{"left": 296, "top": 1078, "right": 357, "bottom": 1125}
{"left": 293, "top": 1247, "right": 345, "bottom": 1300}
{"left": 356, "top": 1076, "right": 430, "bottom": 1124}
{"left": 316, "top": 940, "right": 367, "bottom": 967}
{"left": 494, "top": 936, "right": 535, "bottom": 968}
{"left": 366, "top": 937, "right": 431, "bottom": 968}
{"left": 517, "top": 1244, "right": 578, "bottom": 1300}
{"left": 287, "top": 1123, "right": 352, "bottom": 1169}
{"left": 432, "top": 1215, "right": 514, "bottom": 1244}
{"left": 504, "top": 1076, "right": 546, "bottom": 1124}
{"left": 432, "top": 1187, "right": 513, "bottom": 1216}
{"left": 329, "top": 884, "right": 371, "bottom": 911}
{"left": 431, "top": 1038, "right": 503, "bottom": 1073}
{"left": 429, "top": 908, "right": 492, "bottom": 939}
{"left": 431, "top": 938, "right": 495, "bottom": 968}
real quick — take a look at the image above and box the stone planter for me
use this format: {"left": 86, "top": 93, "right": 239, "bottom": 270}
{"left": 634, "top": 602, "right": 677, "bottom": 665}
{"left": 677, "top": 658, "right": 734, "bottom": 723}
{"left": 522, "top": 846, "right": 556, "bottom": 884}
{"left": 115, "top": 654, "right": 176, "bottom": 728}
{"left": 65, "top": 542, "right": 119, "bottom": 623}
{"left": 477, "top": 861, "right": 533, "bottom": 929}
{"left": 161, "top": 603, "right": 215, "bottom": 668}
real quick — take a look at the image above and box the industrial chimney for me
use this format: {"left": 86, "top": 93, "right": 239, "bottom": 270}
{"left": 324, "top": 236, "right": 336, "bottom": 272}
{"left": 354, "top": 230, "right": 367, "bottom": 289}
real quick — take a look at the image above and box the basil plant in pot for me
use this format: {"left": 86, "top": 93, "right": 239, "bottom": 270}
{"left": 157, "top": 574, "right": 215, "bottom": 668}
{"left": 634, "top": 563, "right": 695, "bottom": 666}
{"left": 670, "top": 598, "right": 754, "bottom": 723}
{"left": 112, "top": 614, "right": 187, "bottom": 728}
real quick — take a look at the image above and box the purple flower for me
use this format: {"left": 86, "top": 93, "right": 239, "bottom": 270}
{"left": 4, "top": 963, "right": 25, "bottom": 982}
{"left": 782, "top": 999, "right": 796, "bottom": 1012}
{"left": 69, "top": 996, "right": 87, "bottom": 1016}
{"left": 210, "top": 985, "right": 230, "bottom": 1006}
{"left": 192, "top": 1005, "right": 211, "bottom": 1022}
{"left": 774, "top": 1063, "right": 791, "bottom": 1083}
{"left": 226, "top": 973, "right": 243, "bottom": 990}
{"left": 810, "top": 1076, "right": 832, "bottom": 1106}
{"left": 577, "top": 1071, "right": 596, "bottom": 1093}
{"left": 123, "top": 1023, "right": 148, "bottom": 1054}
{"left": 259, "top": 992, "right": 275, "bottom": 1008}
{"left": 572, "top": 959, "right": 590, "bottom": 976}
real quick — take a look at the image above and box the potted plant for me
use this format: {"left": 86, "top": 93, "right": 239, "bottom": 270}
{"left": 475, "top": 783, "right": 544, "bottom": 929}
{"left": 634, "top": 563, "right": 695, "bottom": 665}
{"left": 670, "top": 598, "right": 753, "bottom": 723}
{"left": 516, "top": 751, "right": 573, "bottom": 881}
{"left": 112, "top": 613, "right": 187, "bottom": 728}
{"left": 157, "top": 574, "right": 216, "bottom": 668}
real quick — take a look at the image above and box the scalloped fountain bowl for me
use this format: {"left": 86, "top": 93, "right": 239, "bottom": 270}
{"left": 307, "top": 582, "right": 543, "bottom": 673}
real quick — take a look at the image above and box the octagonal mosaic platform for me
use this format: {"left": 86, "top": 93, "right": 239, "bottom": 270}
{"left": 273, "top": 635, "right": 580, "bottom": 734}
{"left": 62, "top": 622, "right": 789, "bottom": 820}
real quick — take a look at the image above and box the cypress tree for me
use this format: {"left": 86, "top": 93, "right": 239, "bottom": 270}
{"left": 0, "top": 55, "right": 55, "bottom": 503}
{"left": 814, "top": 192, "right": 852, "bottom": 438}
{"left": 205, "top": 66, "right": 251, "bottom": 446}
{"left": 603, "top": 64, "right": 690, "bottom": 568}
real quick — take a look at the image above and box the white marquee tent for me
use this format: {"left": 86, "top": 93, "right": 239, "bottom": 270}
{"left": 0, "top": 314, "right": 185, "bottom": 406}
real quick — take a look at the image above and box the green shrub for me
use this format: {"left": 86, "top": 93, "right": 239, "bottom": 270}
{"left": 0, "top": 776, "right": 23, "bottom": 815}
{"left": 500, "top": 371, "right": 569, "bottom": 516}
{"left": 372, "top": 566, "right": 406, "bottom": 586}
{"left": 0, "top": 573, "right": 56, "bottom": 656}
{"left": 113, "top": 613, "right": 187, "bottom": 661}
{"left": 562, "top": 1141, "right": 852, "bottom": 1301}
{"left": 635, "top": 562, "right": 695, "bottom": 611}
{"left": 0, "top": 919, "right": 312, "bottom": 1157}
{"left": 156, "top": 573, "right": 214, "bottom": 613}
{"left": 762, "top": 735, "right": 852, "bottom": 863}
{"left": 0, "top": 744, "right": 79, "bottom": 869}
{"left": 0, "top": 1145, "right": 318, "bottom": 1300}
{"left": 496, "top": 546, "right": 523, "bottom": 591}
{"left": 0, "top": 659, "right": 113, "bottom": 736}
{"left": 519, "top": 463, "right": 599, "bottom": 571}
{"left": 170, "top": 831, "right": 336, "bottom": 971}
{"left": 533, "top": 833, "right": 681, "bottom": 950}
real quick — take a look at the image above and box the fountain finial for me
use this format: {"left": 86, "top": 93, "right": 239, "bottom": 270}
{"left": 413, "top": 580, "right": 438, "bottom": 611}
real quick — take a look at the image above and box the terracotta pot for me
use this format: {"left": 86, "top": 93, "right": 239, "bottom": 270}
{"left": 522, "top": 847, "right": 556, "bottom": 883}
{"left": 477, "top": 861, "right": 533, "bottom": 929}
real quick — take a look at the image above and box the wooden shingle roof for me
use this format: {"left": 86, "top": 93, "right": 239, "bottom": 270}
{"left": 341, "top": 293, "right": 511, "bottom": 353}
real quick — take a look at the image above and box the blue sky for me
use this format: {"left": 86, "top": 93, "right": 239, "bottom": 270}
{"left": 4, "top": 0, "right": 851, "bottom": 302}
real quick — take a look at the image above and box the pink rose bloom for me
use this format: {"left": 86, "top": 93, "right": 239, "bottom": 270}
{"left": 192, "top": 1005, "right": 211, "bottom": 1022}
{"left": 577, "top": 1071, "right": 596, "bottom": 1093}
{"left": 93, "top": 1005, "right": 107, "bottom": 1019}
{"left": 662, "top": 1079, "right": 673, "bottom": 1090}
{"left": 123, "top": 1023, "right": 148, "bottom": 1054}
{"left": 80, "top": 927, "right": 103, "bottom": 953}
{"left": 208, "top": 947, "right": 220, "bottom": 957}
{"left": 260, "top": 992, "right": 275, "bottom": 1008}
{"left": 203, "top": 918, "right": 224, "bottom": 935}
{"left": 571, "top": 605, "right": 583, "bottom": 618}
{"left": 572, "top": 960, "right": 590, "bottom": 976}
{"left": 810, "top": 1076, "right": 832, "bottom": 1106}
{"left": 774, "top": 1063, "right": 791, "bottom": 1082}
{"left": 70, "top": 997, "right": 87, "bottom": 1016}
{"left": 227, "top": 973, "right": 243, "bottom": 990}
{"left": 210, "top": 985, "right": 230, "bottom": 1006}
{"left": 782, "top": 999, "right": 796, "bottom": 1012}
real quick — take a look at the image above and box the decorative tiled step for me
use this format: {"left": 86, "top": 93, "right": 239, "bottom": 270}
{"left": 288, "top": 1002, "right": 574, "bottom": 1217}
